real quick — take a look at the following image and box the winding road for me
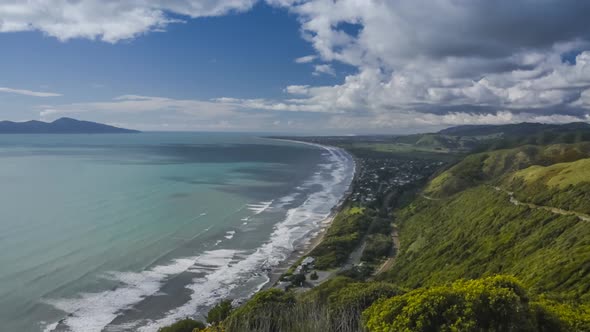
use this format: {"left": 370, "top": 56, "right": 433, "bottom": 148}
{"left": 492, "top": 186, "right": 590, "bottom": 222}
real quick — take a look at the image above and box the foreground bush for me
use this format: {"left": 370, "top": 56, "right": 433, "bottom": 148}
{"left": 157, "top": 318, "right": 205, "bottom": 332}
{"left": 224, "top": 289, "right": 296, "bottom": 331}
{"left": 363, "top": 275, "right": 583, "bottom": 332}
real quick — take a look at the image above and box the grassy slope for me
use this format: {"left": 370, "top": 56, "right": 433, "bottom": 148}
{"left": 506, "top": 158, "right": 590, "bottom": 214}
{"left": 383, "top": 142, "right": 590, "bottom": 303}
{"left": 425, "top": 142, "right": 590, "bottom": 198}
{"left": 382, "top": 186, "right": 590, "bottom": 301}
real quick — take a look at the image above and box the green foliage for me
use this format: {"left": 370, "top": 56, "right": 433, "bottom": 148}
{"left": 157, "top": 319, "right": 205, "bottom": 332}
{"left": 532, "top": 298, "right": 590, "bottom": 331}
{"left": 310, "top": 271, "right": 319, "bottom": 280}
{"left": 361, "top": 233, "right": 393, "bottom": 262}
{"left": 327, "top": 281, "right": 402, "bottom": 314}
{"left": 225, "top": 289, "right": 295, "bottom": 331}
{"left": 506, "top": 158, "right": 590, "bottom": 214}
{"left": 207, "top": 300, "right": 233, "bottom": 325}
{"left": 383, "top": 185, "right": 590, "bottom": 301}
{"left": 294, "top": 278, "right": 402, "bottom": 331}
{"left": 310, "top": 205, "right": 372, "bottom": 269}
{"left": 291, "top": 273, "right": 306, "bottom": 287}
{"left": 425, "top": 143, "right": 590, "bottom": 198}
{"left": 364, "top": 276, "right": 541, "bottom": 332}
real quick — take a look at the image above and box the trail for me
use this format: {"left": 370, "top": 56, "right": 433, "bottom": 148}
{"left": 492, "top": 186, "right": 590, "bottom": 222}
{"left": 421, "top": 194, "right": 441, "bottom": 201}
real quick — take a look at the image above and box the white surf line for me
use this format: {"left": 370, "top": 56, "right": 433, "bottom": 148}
{"left": 246, "top": 200, "right": 273, "bottom": 215}
{"left": 267, "top": 137, "right": 357, "bottom": 182}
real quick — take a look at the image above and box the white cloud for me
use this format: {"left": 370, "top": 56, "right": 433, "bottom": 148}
{"left": 0, "top": 86, "right": 61, "bottom": 97}
{"left": 5, "top": 0, "right": 590, "bottom": 131}
{"left": 0, "top": 0, "right": 257, "bottom": 42}
{"left": 39, "top": 95, "right": 237, "bottom": 119}
{"left": 258, "top": 0, "right": 590, "bottom": 128}
{"left": 313, "top": 64, "right": 335, "bottom": 76}
{"left": 294, "top": 55, "right": 316, "bottom": 63}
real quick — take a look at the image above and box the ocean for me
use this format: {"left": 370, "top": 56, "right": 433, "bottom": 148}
{"left": 0, "top": 133, "right": 355, "bottom": 332}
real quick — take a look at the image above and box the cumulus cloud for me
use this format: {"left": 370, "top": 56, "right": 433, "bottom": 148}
{"left": 6, "top": 0, "right": 590, "bottom": 130}
{"left": 0, "top": 86, "right": 61, "bottom": 97}
{"left": 0, "top": 0, "right": 257, "bottom": 42}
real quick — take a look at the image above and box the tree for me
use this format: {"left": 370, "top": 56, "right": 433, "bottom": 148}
{"left": 292, "top": 273, "right": 306, "bottom": 287}
{"left": 310, "top": 271, "right": 319, "bottom": 280}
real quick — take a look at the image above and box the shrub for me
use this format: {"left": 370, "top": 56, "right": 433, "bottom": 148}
{"left": 291, "top": 273, "right": 306, "bottom": 287}
{"left": 361, "top": 233, "right": 392, "bottom": 262}
{"left": 225, "top": 289, "right": 295, "bottom": 331}
{"left": 310, "top": 271, "right": 319, "bottom": 280}
{"left": 363, "top": 275, "right": 538, "bottom": 332}
{"left": 158, "top": 318, "right": 205, "bottom": 332}
{"left": 207, "top": 299, "right": 233, "bottom": 325}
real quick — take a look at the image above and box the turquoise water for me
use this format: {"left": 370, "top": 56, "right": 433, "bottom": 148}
{"left": 0, "top": 133, "right": 354, "bottom": 332}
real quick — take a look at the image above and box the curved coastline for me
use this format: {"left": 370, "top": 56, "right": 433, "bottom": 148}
{"left": 261, "top": 138, "right": 357, "bottom": 289}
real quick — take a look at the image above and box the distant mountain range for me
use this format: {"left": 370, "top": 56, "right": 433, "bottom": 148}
{"left": 0, "top": 118, "right": 140, "bottom": 134}
{"left": 438, "top": 121, "right": 590, "bottom": 136}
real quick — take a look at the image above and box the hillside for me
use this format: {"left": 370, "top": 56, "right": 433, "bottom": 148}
{"left": 439, "top": 122, "right": 590, "bottom": 151}
{"left": 438, "top": 122, "right": 590, "bottom": 137}
{"left": 383, "top": 142, "right": 590, "bottom": 304}
{"left": 425, "top": 142, "right": 590, "bottom": 197}
{"left": 0, "top": 117, "right": 140, "bottom": 133}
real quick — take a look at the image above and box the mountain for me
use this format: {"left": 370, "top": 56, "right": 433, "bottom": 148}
{"left": 0, "top": 117, "right": 140, "bottom": 134}
{"left": 438, "top": 122, "right": 590, "bottom": 137}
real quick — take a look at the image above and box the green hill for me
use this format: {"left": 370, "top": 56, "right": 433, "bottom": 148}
{"left": 425, "top": 142, "right": 590, "bottom": 197}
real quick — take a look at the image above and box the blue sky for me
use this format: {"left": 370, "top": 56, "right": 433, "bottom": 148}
{"left": 1, "top": 1, "right": 590, "bottom": 133}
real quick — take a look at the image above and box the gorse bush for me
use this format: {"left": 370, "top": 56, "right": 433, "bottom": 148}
{"left": 363, "top": 275, "right": 581, "bottom": 332}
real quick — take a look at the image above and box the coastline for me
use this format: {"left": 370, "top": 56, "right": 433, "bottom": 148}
{"left": 261, "top": 139, "right": 357, "bottom": 290}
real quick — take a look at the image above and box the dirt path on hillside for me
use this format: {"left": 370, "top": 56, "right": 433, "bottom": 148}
{"left": 492, "top": 186, "right": 590, "bottom": 222}
{"left": 421, "top": 194, "right": 441, "bottom": 201}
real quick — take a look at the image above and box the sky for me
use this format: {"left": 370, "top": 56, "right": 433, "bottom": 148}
{"left": 0, "top": 0, "right": 590, "bottom": 134}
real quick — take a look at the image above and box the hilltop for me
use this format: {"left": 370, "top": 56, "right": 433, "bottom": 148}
{"left": 0, "top": 117, "right": 140, "bottom": 134}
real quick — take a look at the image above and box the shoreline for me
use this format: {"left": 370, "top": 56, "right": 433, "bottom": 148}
{"left": 261, "top": 139, "right": 357, "bottom": 290}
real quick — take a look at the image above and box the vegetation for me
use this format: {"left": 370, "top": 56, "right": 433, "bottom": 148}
{"left": 361, "top": 233, "right": 393, "bottom": 262}
{"left": 157, "top": 318, "right": 205, "bottom": 332}
{"left": 507, "top": 158, "right": 590, "bottom": 214}
{"left": 382, "top": 185, "right": 590, "bottom": 301}
{"left": 309, "top": 205, "right": 373, "bottom": 269}
{"left": 425, "top": 143, "right": 590, "bottom": 197}
{"left": 364, "top": 275, "right": 577, "bottom": 332}
{"left": 310, "top": 271, "right": 319, "bottom": 280}
{"left": 224, "top": 289, "right": 296, "bottom": 331}
{"left": 206, "top": 300, "right": 233, "bottom": 325}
